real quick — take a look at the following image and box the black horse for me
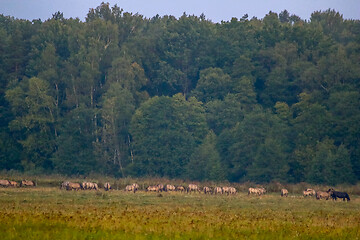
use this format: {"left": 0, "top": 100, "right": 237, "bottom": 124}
{"left": 328, "top": 188, "right": 350, "bottom": 201}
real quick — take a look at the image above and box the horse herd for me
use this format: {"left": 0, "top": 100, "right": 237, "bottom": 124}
{"left": 0, "top": 179, "right": 36, "bottom": 187}
{"left": 301, "top": 188, "right": 350, "bottom": 201}
{"left": 0, "top": 179, "right": 351, "bottom": 201}
{"left": 60, "top": 182, "right": 352, "bottom": 201}
{"left": 58, "top": 182, "right": 238, "bottom": 195}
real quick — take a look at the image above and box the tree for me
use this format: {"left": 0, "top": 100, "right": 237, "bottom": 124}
{"left": 246, "top": 136, "right": 289, "bottom": 183}
{"left": 98, "top": 82, "right": 135, "bottom": 176}
{"left": 291, "top": 92, "right": 332, "bottom": 147}
{"left": 52, "top": 105, "right": 97, "bottom": 175}
{"left": 192, "top": 67, "right": 232, "bottom": 102}
{"left": 279, "top": 10, "right": 290, "bottom": 23}
{"left": 205, "top": 95, "right": 244, "bottom": 135}
{"left": 5, "top": 77, "right": 56, "bottom": 171}
{"left": 186, "top": 131, "right": 225, "bottom": 181}
{"left": 107, "top": 56, "right": 148, "bottom": 106}
{"left": 327, "top": 90, "right": 360, "bottom": 180}
{"left": 129, "top": 94, "right": 208, "bottom": 177}
{"left": 307, "top": 138, "right": 355, "bottom": 185}
{"left": 218, "top": 107, "right": 291, "bottom": 182}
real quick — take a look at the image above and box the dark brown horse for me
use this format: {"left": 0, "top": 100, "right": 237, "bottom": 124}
{"left": 328, "top": 188, "right": 350, "bottom": 201}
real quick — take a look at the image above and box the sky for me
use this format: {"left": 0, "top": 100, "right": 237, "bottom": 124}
{"left": 0, "top": 0, "right": 359, "bottom": 23}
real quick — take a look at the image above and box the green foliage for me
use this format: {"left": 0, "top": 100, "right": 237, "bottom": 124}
{"left": 98, "top": 82, "right": 135, "bottom": 176}
{"left": 219, "top": 107, "right": 291, "bottom": 182}
{"left": 192, "top": 67, "right": 232, "bottom": 102}
{"left": 52, "top": 105, "right": 97, "bottom": 175}
{"left": 186, "top": 131, "right": 225, "bottom": 181}
{"left": 130, "top": 94, "right": 208, "bottom": 178}
{"left": 5, "top": 77, "right": 56, "bottom": 171}
{"left": 307, "top": 138, "right": 356, "bottom": 185}
{"left": 0, "top": 6, "right": 359, "bottom": 184}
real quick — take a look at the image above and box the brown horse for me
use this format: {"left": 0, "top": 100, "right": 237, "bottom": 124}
{"left": 20, "top": 180, "right": 36, "bottom": 187}
{"left": 176, "top": 186, "right": 185, "bottom": 192}
{"left": 146, "top": 185, "right": 160, "bottom": 192}
{"left": 214, "top": 187, "right": 223, "bottom": 194}
{"left": 303, "top": 188, "right": 316, "bottom": 197}
{"left": 316, "top": 191, "right": 330, "bottom": 200}
{"left": 66, "top": 182, "right": 81, "bottom": 191}
{"left": 0, "top": 180, "right": 10, "bottom": 187}
{"left": 281, "top": 189, "right": 288, "bottom": 197}
{"left": 187, "top": 184, "right": 199, "bottom": 193}
{"left": 164, "top": 184, "right": 176, "bottom": 192}
{"left": 203, "top": 186, "right": 212, "bottom": 194}
{"left": 104, "top": 182, "right": 111, "bottom": 191}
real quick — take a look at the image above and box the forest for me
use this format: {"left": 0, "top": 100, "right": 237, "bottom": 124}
{"left": 0, "top": 3, "right": 359, "bottom": 184}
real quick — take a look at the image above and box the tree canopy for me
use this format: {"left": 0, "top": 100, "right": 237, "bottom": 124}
{"left": 0, "top": 5, "right": 359, "bottom": 184}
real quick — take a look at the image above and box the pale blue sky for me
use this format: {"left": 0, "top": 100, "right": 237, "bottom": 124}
{"left": 0, "top": 0, "right": 359, "bottom": 22}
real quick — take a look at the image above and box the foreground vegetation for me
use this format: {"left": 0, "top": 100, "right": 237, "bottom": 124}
{"left": 0, "top": 184, "right": 359, "bottom": 239}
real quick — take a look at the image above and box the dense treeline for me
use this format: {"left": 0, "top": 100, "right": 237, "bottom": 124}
{"left": 0, "top": 3, "right": 359, "bottom": 184}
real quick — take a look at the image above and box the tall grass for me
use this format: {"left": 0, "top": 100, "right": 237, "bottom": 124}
{"left": 0, "top": 185, "right": 359, "bottom": 239}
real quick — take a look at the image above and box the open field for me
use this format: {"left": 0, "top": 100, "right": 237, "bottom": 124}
{"left": 0, "top": 186, "right": 359, "bottom": 239}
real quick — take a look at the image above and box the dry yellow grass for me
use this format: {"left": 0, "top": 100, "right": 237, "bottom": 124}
{"left": 0, "top": 186, "right": 359, "bottom": 239}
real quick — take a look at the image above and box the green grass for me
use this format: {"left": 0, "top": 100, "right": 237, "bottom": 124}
{"left": 0, "top": 187, "right": 359, "bottom": 239}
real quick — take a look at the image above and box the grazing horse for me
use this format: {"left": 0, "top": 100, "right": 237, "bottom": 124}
{"left": 303, "top": 188, "right": 315, "bottom": 197}
{"left": 133, "top": 183, "right": 139, "bottom": 192}
{"left": 203, "top": 186, "right": 211, "bottom": 194}
{"left": 328, "top": 189, "right": 350, "bottom": 201}
{"left": 248, "top": 188, "right": 258, "bottom": 195}
{"left": 81, "top": 182, "right": 89, "bottom": 190}
{"left": 214, "top": 187, "right": 223, "bottom": 194}
{"left": 228, "top": 187, "right": 237, "bottom": 195}
{"left": 316, "top": 191, "right": 330, "bottom": 200}
{"left": 164, "top": 184, "right": 176, "bottom": 192}
{"left": 66, "top": 182, "right": 81, "bottom": 191}
{"left": 0, "top": 180, "right": 10, "bottom": 187}
{"left": 157, "top": 184, "right": 164, "bottom": 192}
{"left": 81, "top": 182, "right": 98, "bottom": 190}
{"left": 125, "top": 183, "right": 139, "bottom": 193}
{"left": 60, "top": 181, "right": 69, "bottom": 189}
{"left": 146, "top": 185, "right": 160, "bottom": 192}
{"left": 187, "top": 184, "right": 199, "bottom": 193}
{"left": 104, "top": 182, "right": 111, "bottom": 191}
{"left": 222, "top": 187, "right": 230, "bottom": 195}
{"left": 176, "top": 186, "right": 185, "bottom": 192}
{"left": 248, "top": 187, "right": 264, "bottom": 196}
{"left": 281, "top": 189, "right": 288, "bottom": 197}
{"left": 20, "top": 180, "right": 36, "bottom": 187}
{"left": 9, "top": 181, "right": 18, "bottom": 187}
{"left": 258, "top": 188, "right": 266, "bottom": 195}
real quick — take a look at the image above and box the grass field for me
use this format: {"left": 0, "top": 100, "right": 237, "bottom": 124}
{"left": 0, "top": 185, "right": 359, "bottom": 240}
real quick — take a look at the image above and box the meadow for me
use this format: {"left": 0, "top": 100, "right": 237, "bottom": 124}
{"left": 0, "top": 180, "right": 359, "bottom": 240}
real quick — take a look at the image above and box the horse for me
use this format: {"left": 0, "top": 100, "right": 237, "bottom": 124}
{"left": 66, "top": 182, "right": 81, "bottom": 191}
{"left": 303, "top": 188, "right": 315, "bottom": 197}
{"left": 214, "top": 187, "right": 223, "bottom": 194}
{"left": 187, "top": 184, "right": 199, "bottom": 193}
{"left": 203, "top": 186, "right": 212, "bottom": 194}
{"left": 281, "top": 189, "right": 288, "bottom": 197}
{"left": 176, "top": 186, "right": 185, "bottom": 192}
{"left": 328, "top": 189, "right": 350, "bottom": 201}
{"left": 316, "top": 191, "right": 330, "bottom": 200}
{"left": 104, "top": 182, "right": 111, "bottom": 191}
{"left": 0, "top": 180, "right": 10, "bottom": 187}
{"left": 20, "top": 180, "right": 36, "bottom": 187}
